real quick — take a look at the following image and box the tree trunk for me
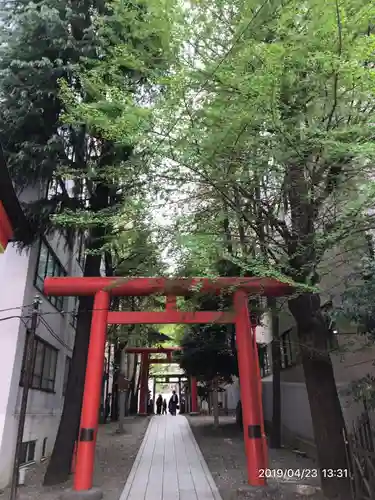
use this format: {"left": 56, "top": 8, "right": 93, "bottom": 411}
{"left": 117, "top": 389, "right": 126, "bottom": 434}
{"left": 129, "top": 363, "right": 140, "bottom": 415}
{"left": 111, "top": 374, "right": 119, "bottom": 421}
{"left": 111, "top": 344, "right": 122, "bottom": 421}
{"left": 44, "top": 183, "right": 110, "bottom": 486}
{"left": 212, "top": 379, "right": 219, "bottom": 428}
{"left": 99, "top": 366, "right": 106, "bottom": 424}
{"left": 104, "top": 341, "right": 111, "bottom": 422}
{"left": 123, "top": 353, "right": 131, "bottom": 417}
{"left": 117, "top": 350, "right": 127, "bottom": 432}
{"left": 43, "top": 252, "right": 102, "bottom": 486}
{"left": 129, "top": 391, "right": 138, "bottom": 415}
{"left": 128, "top": 355, "right": 138, "bottom": 415}
{"left": 224, "top": 389, "right": 228, "bottom": 415}
{"left": 125, "top": 389, "right": 130, "bottom": 417}
{"left": 269, "top": 297, "right": 281, "bottom": 449}
{"left": 130, "top": 357, "right": 141, "bottom": 414}
{"left": 288, "top": 293, "right": 350, "bottom": 500}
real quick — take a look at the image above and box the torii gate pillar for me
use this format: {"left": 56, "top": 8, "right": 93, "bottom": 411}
{"left": 234, "top": 290, "right": 267, "bottom": 486}
{"left": 73, "top": 291, "right": 110, "bottom": 496}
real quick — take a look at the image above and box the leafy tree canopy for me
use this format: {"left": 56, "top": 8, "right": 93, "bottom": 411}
{"left": 336, "top": 257, "right": 375, "bottom": 338}
{"left": 176, "top": 323, "right": 238, "bottom": 384}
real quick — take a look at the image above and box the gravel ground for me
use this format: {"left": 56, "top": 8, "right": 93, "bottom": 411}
{"left": 188, "top": 415, "right": 327, "bottom": 500}
{"left": 0, "top": 416, "right": 150, "bottom": 500}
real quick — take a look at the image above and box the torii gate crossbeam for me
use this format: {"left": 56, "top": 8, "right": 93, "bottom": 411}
{"left": 43, "top": 276, "right": 293, "bottom": 499}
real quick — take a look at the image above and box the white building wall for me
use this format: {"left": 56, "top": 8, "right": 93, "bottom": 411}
{"left": 259, "top": 312, "right": 375, "bottom": 451}
{"left": 0, "top": 243, "right": 31, "bottom": 488}
{"left": 262, "top": 381, "right": 315, "bottom": 441}
{"left": 221, "top": 378, "right": 240, "bottom": 411}
{"left": 0, "top": 229, "right": 83, "bottom": 488}
{"left": 261, "top": 378, "right": 371, "bottom": 452}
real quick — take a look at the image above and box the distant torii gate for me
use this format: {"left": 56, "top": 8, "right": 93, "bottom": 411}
{"left": 124, "top": 347, "right": 194, "bottom": 415}
{"left": 43, "top": 276, "right": 292, "bottom": 499}
{"left": 151, "top": 372, "right": 188, "bottom": 412}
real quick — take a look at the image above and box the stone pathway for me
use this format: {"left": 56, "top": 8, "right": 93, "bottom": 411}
{"left": 119, "top": 415, "right": 222, "bottom": 500}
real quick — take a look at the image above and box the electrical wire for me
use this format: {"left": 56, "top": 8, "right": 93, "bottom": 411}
{"left": 0, "top": 315, "right": 29, "bottom": 322}
{"left": 38, "top": 315, "right": 73, "bottom": 352}
{"left": 0, "top": 304, "right": 33, "bottom": 313}
{"left": 0, "top": 305, "right": 110, "bottom": 319}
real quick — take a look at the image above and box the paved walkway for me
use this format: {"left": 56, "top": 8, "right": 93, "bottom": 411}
{"left": 119, "top": 415, "right": 223, "bottom": 500}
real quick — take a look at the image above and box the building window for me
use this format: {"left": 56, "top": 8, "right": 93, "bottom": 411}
{"left": 42, "top": 438, "right": 47, "bottom": 458}
{"left": 280, "top": 329, "right": 295, "bottom": 369}
{"left": 19, "top": 441, "right": 36, "bottom": 465}
{"left": 34, "top": 238, "right": 67, "bottom": 312}
{"left": 20, "top": 333, "right": 58, "bottom": 392}
{"left": 258, "top": 344, "right": 271, "bottom": 377}
{"left": 63, "top": 356, "right": 71, "bottom": 396}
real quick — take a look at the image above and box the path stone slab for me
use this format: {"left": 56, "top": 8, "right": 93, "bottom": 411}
{"left": 119, "top": 415, "right": 223, "bottom": 500}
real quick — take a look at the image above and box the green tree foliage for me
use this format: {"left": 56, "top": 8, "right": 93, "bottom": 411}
{"left": 338, "top": 257, "right": 375, "bottom": 338}
{"left": 0, "top": 0, "right": 88, "bottom": 188}
{"left": 177, "top": 324, "right": 237, "bottom": 383}
{"left": 38, "top": 0, "right": 375, "bottom": 496}
{"left": 0, "top": 0, "right": 108, "bottom": 485}
{"left": 60, "top": 0, "right": 179, "bottom": 143}
{"left": 152, "top": 2, "right": 375, "bottom": 496}
{"left": 0, "top": 0, "right": 175, "bottom": 485}
{"left": 176, "top": 320, "right": 236, "bottom": 426}
{"left": 105, "top": 219, "right": 167, "bottom": 349}
{"left": 175, "top": 277, "right": 238, "bottom": 426}
{"left": 333, "top": 256, "right": 375, "bottom": 408}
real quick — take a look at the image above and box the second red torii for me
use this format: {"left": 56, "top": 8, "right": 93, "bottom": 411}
{"left": 125, "top": 346, "right": 198, "bottom": 416}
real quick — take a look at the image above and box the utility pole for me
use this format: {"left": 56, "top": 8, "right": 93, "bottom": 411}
{"left": 9, "top": 297, "right": 40, "bottom": 500}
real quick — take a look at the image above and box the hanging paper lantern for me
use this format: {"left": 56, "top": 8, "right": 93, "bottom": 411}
{"left": 0, "top": 201, "right": 13, "bottom": 253}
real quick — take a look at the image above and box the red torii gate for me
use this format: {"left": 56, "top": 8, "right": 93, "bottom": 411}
{"left": 43, "top": 276, "right": 292, "bottom": 499}
{"left": 122, "top": 346, "right": 196, "bottom": 415}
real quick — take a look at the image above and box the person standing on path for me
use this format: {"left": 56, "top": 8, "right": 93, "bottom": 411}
{"left": 162, "top": 398, "right": 167, "bottom": 414}
{"left": 156, "top": 394, "right": 163, "bottom": 415}
{"left": 169, "top": 390, "right": 179, "bottom": 416}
